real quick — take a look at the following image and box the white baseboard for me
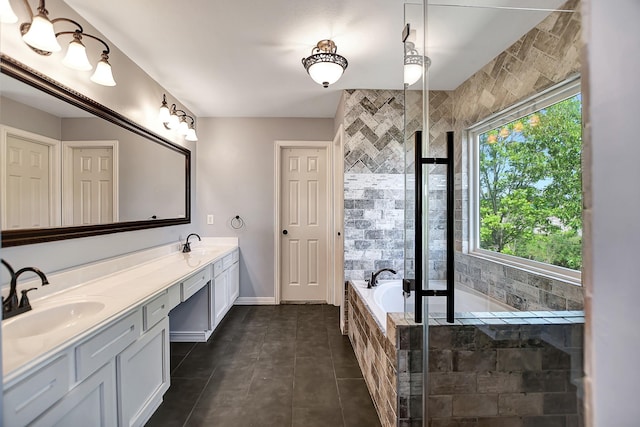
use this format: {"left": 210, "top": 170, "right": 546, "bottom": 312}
{"left": 170, "top": 329, "right": 213, "bottom": 342}
{"left": 234, "top": 297, "right": 276, "bottom": 305}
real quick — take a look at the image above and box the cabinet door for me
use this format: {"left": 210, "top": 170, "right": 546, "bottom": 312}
{"left": 214, "top": 272, "right": 228, "bottom": 326}
{"left": 31, "top": 361, "right": 116, "bottom": 427}
{"left": 228, "top": 261, "right": 240, "bottom": 304}
{"left": 117, "top": 317, "right": 170, "bottom": 427}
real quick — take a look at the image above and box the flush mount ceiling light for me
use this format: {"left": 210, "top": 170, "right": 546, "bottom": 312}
{"left": 404, "top": 41, "right": 430, "bottom": 87}
{"left": 301, "top": 39, "right": 348, "bottom": 88}
{"left": 159, "top": 94, "right": 198, "bottom": 142}
{"left": 17, "top": 0, "right": 116, "bottom": 86}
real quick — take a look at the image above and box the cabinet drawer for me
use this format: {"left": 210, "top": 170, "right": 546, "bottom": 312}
{"left": 222, "top": 253, "right": 234, "bottom": 270}
{"left": 213, "top": 259, "right": 224, "bottom": 277}
{"left": 75, "top": 310, "right": 141, "bottom": 382}
{"left": 4, "top": 354, "right": 70, "bottom": 427}
{"left": 232, "top": 249, "right": 239, "bottom": 263}
{"left": 181, "top": 268, "right": 210, "bottom": 301}
{"left": 143, "top": 292, "right": 169, "bottom": 331}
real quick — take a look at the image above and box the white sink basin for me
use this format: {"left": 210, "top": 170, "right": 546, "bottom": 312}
{"left": 3, "top": 300, "right": 106, "bottom": 341}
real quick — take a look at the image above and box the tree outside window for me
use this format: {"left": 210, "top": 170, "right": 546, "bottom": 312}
{"left": 478, "top": 94, "right": 582, "bottom": 270}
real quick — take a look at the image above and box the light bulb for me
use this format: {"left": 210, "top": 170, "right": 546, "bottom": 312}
{"left": 178, "top": 118, "right": 189, "bottom": 136}
{"left": 167, "top": 113, "right": 179, "bottom": 130}
{"left": 22, "top": 13, "right": 61, "bottom": 52}
{"left": 158, "top": 104, "right": 170, "bottom": 123}
{"left": 62, "top": 39, "right": 93, "bottom": 71}
{"left": 185, "top": 127, "right": 198, "bottom": 142}
{"left": 308, "top": 61, "right": 344, "bottom": 88}
{"left": 90, "top": 55, "right": 116, "bottom": 86}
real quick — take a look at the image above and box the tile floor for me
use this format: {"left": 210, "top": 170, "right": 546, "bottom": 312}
{"left": 146, "top": 304, "right": 382, "bottom": 427}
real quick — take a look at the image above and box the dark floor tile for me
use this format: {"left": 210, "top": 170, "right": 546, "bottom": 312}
{"left": 145, "top": 377, "right": 208, "bottom": 427}
{"left": 293, "top": 376, "right": 341, "bottom": 409}
{"left": 254, "top": 355, "right": 296, "bottom": 379}
{"left": 170, "top": 354, "right": 185, "bottom": 374}
{"left": 261, "top": 340, "right": 296, "bottom": 358}
{"left": 296, "top": 339, "right": 332, "bottom": 358}
{"left": 152, "top": 305, "right": 381, "bottom": 427}
{"left": 295, "top": 356, "right": 335, "bottom": 379}
{"left": 170, "top": 341, "right": 197, "bottom": 356}
{"left": 334, "top": 364, "right": 364, "bottom": 379}
{"left": 338, "top": 379, "right": 382, "bottom": 427}
{"left": 293, "top": 407, "right": 345, "bottom": 427}
{"left": 248, "top": 376, "right": 294, "bottom": 406}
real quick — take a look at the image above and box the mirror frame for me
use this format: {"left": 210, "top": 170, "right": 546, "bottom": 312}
{"left": 0, "top": 54, "right": 191, "bottom": 247}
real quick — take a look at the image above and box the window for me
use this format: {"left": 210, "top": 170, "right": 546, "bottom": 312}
{"left": 470, "top": 77, "right": 582, "bottom": 281}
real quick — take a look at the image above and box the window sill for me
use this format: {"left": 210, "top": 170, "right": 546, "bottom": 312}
{"left": 466, "top": 249, "right": 582, "bottom": 287}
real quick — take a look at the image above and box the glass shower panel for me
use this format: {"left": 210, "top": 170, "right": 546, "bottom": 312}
{"left": 422, "top": 1, "right": 585, "bottom": 426}
{"left": 403, "top": 1, "right": 427, "bottom": 426}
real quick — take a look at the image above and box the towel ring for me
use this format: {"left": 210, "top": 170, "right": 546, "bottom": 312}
{"left": 231, "top": 215, "right": 244, "bottom": 229}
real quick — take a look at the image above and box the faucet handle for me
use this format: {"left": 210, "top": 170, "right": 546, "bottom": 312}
{"left": 19, "top": 288, "right": 37, "bottom": 309}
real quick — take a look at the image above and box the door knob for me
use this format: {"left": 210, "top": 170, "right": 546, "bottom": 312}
{"left": 282, "top": 230, "right": 288, "bottom": 235}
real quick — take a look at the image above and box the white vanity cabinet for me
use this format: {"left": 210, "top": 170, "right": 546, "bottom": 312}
{"left": 3, "top": 294, "right": 171, "bottom": 427}
{"left": 213, "top": 249, "right": 240, "bottom": 327}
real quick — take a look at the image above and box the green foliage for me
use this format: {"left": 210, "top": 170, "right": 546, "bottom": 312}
{"left": 479, "top": 94, "right": 582, "bottom": 270}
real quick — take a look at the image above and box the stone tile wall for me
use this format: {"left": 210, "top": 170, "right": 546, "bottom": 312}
{"left": 342, "top": 89, "right": 406, "bottom": 282}
{"left": 348, "top": 280, "right": 584, "bottom": 426}
{"left": 447, "top": 0, "right": 585, "bottom": 310}
{"left": 347, "top": 283, "right": 398, "bottom": 427}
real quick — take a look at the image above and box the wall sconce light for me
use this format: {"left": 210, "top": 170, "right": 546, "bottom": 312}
{"left": 301, "top": 39, "right": 348, "bottom": 88}
{"left": 159, "top": 94, "right": 198, "bottom": 142}
{"left": 17, "top": 0, "right": 116, "bottom": 86}
{"left": 0, "top": 0, "right": 18, "bottom": 23}
{"left": 404, "top": 41, "right": 430, "bottom": 87}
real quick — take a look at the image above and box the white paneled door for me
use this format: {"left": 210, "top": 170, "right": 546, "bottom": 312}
{"left": 4, "top": 134, "right": 52, "bottom": 229}
{"left": 71, "top": 147, "right": 114, "bottom": 225}
{"left": 280, "top": 147, "right": 329, "bottom": 302}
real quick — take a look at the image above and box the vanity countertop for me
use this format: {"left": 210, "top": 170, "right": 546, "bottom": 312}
{"left": 2, "top": 241, "right": 238, "bottom": 383}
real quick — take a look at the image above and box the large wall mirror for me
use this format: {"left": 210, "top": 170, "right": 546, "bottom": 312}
{"left": 0, "top": 55, "right": 191, "bottom": 247}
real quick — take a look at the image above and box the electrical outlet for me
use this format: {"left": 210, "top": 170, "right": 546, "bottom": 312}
{"left": 207, "top": 214, "right": 214, "bottom": 225}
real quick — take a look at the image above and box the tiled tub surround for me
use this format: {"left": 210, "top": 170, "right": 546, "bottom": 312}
{"left": 1, "top": 237, "right": 238, "bottom": 380}
{"left": 347, "top": 281, "right": 584, "bottom": 427}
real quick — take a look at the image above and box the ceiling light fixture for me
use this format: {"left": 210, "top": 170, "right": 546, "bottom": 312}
{"left": 404, "top": 41, "right": 430, "bottom": 87}
{"left": 301, "top": 39, "right": 348, "bottom": 88}
{"left": 18, "top": 0, "right": 116, "bottom": 86}
{"left": 159, "top": 94, "right": 198, "bottom": 142}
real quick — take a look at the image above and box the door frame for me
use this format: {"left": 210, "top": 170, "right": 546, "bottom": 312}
{"left": 332, "top": 126, "right": 346, "bottom": 325}
{"left": 274, "top": 140, "right": 334, "bottom": 304}
{"left": 62, "top": 140, "right": 119, "bottom": 226}
{"left": 0, "top": 125, "right": 61, "bottom": 229}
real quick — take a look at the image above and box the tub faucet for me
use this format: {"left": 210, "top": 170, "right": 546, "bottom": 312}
{"left": 182, "top": 233, "right": 201, "bottom": 253}
{"left": 2, "top": 259, "right": 49, "bottom": 319}
{"left": 368, "top": 268, "right": 397, "bottom": 288}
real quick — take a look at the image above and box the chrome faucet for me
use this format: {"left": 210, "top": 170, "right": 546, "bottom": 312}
{"left": 2, "top": 259, "right": 49, "bottom": 319}
{"left": 368, "top": 268, "right": 397, "bottom": 288}
{"left": 182, "top": 233, "right": 201, "bottom": 253}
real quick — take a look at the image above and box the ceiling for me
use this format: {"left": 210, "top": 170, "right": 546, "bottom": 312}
{"left": 62, "top": 0, "right": 566, "bottom": 118}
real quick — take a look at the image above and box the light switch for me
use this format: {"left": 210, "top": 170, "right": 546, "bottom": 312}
{"left": 207, "top": 214, "right": 214, "bottom": 225}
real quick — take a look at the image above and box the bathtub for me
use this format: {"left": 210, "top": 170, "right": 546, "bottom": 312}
{"left": 351, "top": 279, "right": 514, "bottom": 332}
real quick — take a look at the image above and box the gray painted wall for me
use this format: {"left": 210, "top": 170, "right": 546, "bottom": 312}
{"left": 194, "top": 117, "right": 334, "bottom": 299}
{"left": 0, "top": 96, "right": 62, "bottom": 139}
{"left": 62, "top": 117, "right": 185, "bottom": 221}
{"left": 585, "top": 0, "right": 640, "bottom": 424}
{"left": 0, "top": 0, "right": 196, "bottom": 274}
